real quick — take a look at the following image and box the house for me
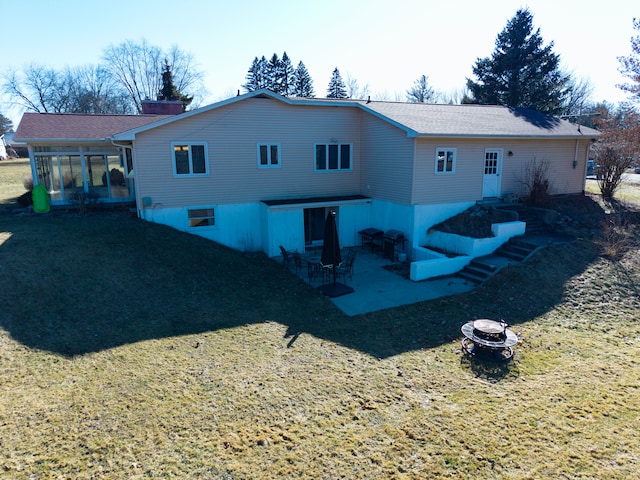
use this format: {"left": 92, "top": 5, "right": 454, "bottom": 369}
{"left": 2, "top": 131, "right": 29, "bottom": 158}
{"left": 15, "top": 89, "right": 599, "bottom": 259}
{"left": 0, "top": 134, "right": 6, "bottom": 160}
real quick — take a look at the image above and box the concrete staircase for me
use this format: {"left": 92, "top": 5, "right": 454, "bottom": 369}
{"left": 457, "top": 259, "right": 499, "bottom": 284}
{"left": 455, "top": 204, "right": 556, "bottom": 285}
{"left": 456, "top": 236, "right": 541, "bottom": 285}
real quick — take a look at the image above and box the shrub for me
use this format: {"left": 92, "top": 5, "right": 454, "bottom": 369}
{"left": 521, "top": 158, "right": 552, "bottom": 207}
{"left": 23, "top": 175, "right": 34, "bottom": 191}
{"left": 598, "top": 213, "right": 636, "bottom": 260}
{"left": 594, "top": 146, "right": 633, "bottom": 200}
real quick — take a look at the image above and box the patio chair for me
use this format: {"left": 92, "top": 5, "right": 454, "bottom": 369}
{"left": 292, "top": 251, "right": 302, "bottom": 275}
{"left": 337, "top": 249, "right": 357, "bottom": 281}
{"left": 279, "top": 245, "right": 297, "bottom": 271}
{"left": 306, "top": 260, "right": 327, "bottom": 284}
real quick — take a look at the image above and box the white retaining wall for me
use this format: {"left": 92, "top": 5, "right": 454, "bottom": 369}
{"left": 409, "top": 221, "right": 526, "bottom": 281}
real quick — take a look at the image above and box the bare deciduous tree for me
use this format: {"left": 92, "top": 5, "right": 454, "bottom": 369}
{"left": 2, "top": 63, "right": 134, "bottom": 114}
{"left": 102, "top": 39, "right": 204, "bottom": 113}
{"left": 345, "top": 73, "right": 370, "bottom": 100}
{"left": 593, "top": 105, "right": 640, "bottom": 199}
{"left": 562, "top": 74, "right": 594, "bottom": 115}
{"left": 3, "top": 64, "right": 64, "bottom": 113}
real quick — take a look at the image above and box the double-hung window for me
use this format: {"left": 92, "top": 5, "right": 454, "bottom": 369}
{"left": 315, "top": 144, "right": 352, "bottom": 171}
{"left": 172, "top": 143, "right": 208, "bottom": 176}
{"left": 435, "top": 148, "right": 456, "bottom": 174}
{"left": 257, "top": 143, "right": 280, "bottom": 168}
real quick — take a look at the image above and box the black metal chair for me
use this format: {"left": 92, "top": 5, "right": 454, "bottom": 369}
{"left": 337, "top": 249, "right": 357, "bottom": 281}
{"left": 279, "top": 245, "right": 297, "bottom": 272}
{"left": 292, "top": 251, "right": 302, "bottom": 275}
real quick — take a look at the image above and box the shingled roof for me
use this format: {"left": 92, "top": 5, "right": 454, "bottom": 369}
{"left": 16, "top": 90, "right": 600, "bottom": 143}
{"left": 359, "top": 101, "right": 600, "bottom": 139}
{"left": 15, "top": 113, "right": 172, "bottom": 142}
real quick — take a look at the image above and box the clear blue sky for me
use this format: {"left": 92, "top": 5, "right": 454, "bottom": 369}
{"left": 2, "top": 0, "right": 637, "bottom": 126}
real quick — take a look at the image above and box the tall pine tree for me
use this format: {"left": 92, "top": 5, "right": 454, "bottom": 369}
{"left": 267, "top": 53, "right": 281, "bottom": 93}
{"left": 406, "top": 75, "right": 436, "bottom": 103}
{"left": 243, "top": 56, "right": 268, "bottom": 92}
{"left": 618, "top": 17, "right": 640, "bottom": 102}
{"left": 157, "top": 63, "right": 193, "bottom": 110}
{"left": 292, "top": 61, "right": 314, "bottom": 97}
{"left": 278, "top": 52, "right": 295, "bottom": 96}
{"left": 326, "top": 67, "right": 347, "bottom": 99}
{"left": 465, "top": 8, "right": 570, "bottom": 115}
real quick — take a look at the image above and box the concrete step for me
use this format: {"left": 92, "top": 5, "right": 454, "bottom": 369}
{"left": 469, "top": 259, "right": 498, "bottom": 272}
{"left": 457, "top": 270, "right": 488, "bottom": 285}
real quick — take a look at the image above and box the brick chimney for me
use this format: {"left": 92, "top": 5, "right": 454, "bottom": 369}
{"left": 141, "top": 100, "right": 184, "bottom": 115}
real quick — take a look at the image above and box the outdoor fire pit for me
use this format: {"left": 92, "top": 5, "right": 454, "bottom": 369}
{"left": 461, "top": 319, "right": 518, "bottom": 361}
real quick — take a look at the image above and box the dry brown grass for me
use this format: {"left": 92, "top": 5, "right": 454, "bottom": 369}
{"left": 0, "top": 158, "right": 31, "bottom": 209}
{"left": 0, "top": 161, "right": 639, "bottom": 478}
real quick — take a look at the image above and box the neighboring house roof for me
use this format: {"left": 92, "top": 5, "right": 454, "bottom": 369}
{"left": 14, "top": 113, "right": 173, "bottom": 142}
{"left": 2, "top": 132, "right": 27, "bottom": 147}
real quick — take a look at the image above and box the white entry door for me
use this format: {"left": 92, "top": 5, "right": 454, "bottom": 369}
{"left": 482, "top": 149, "right": 503, "bottom": 198}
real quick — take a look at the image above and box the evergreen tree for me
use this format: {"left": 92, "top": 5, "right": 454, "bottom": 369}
{"left": 158, "top": 62, "right": 193, "bottom": 110}
{"left": 292, "top": 61, "right": 315, "bottom": 97}
{"left": 465, "top": 8, "right": 570, "bottom": 115}
{"left": 279, "top": 52, "right": 295, "bottom": 96}
{"left": 267, "top": 53, "right": 281, "bottom": 93}
{"left": 326, "top": 67, "right": 347, "bottom": 99}
{"left": 618, "top": 17, "right": 640, "bottom": 102}
{"left": 406, "top": 75, "right": 436, "bottom": 103}
{"left": 243, "top": 56, "right": 268, "bottom": 92}
{"left": 0, "top": 113, "right": 13, "bottom": 135}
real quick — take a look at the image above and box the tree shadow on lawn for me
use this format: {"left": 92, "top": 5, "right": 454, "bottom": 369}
{"left": 0, "top": 212, "right": 599, "bottom": 358}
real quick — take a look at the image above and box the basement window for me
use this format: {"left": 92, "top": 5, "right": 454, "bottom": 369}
{"left": 188, "top": 208, "right": 215, "bottom": 227}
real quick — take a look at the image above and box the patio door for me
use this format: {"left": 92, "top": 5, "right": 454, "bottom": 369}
{"left": 482, "top": 149, "right": 502, "bottom": 198}
{"left": 304, "top": 206, "right": 338, "bottom": 247}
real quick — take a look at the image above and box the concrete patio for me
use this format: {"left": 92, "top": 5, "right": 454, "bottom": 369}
{"left": 283, "top": 249, "right": 476, "bottom": 316}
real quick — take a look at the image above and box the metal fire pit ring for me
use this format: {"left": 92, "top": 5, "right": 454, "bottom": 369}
{"left": 461, "top": 319, "right": 518, "bottom": 361}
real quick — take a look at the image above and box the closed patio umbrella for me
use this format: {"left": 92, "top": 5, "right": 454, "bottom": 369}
{"left": 321, "top": 211, "right": 342, "bottom": 278}
{"left": 318, "top": 210, "right": 353, "bottom": 297}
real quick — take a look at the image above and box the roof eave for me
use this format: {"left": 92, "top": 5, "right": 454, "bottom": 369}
{"left": 14, "top": 137, "right": 111, "bottom": 143}
{"left": 414, "top": 133, "right": 601, "bottom": 140}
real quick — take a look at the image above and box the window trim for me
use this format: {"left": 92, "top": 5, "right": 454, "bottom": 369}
{"left": 257, "top": 143, "right": 281, "bottom": 168}
{"left": 172, "top": 142, "right": 209, "bottom": 177}
{"left": 186, "top": 206, "right": 216, "bottom": 229}
{"left": 314, "top": 143, "right": 352, "bottom": 172}
{"left": 435, "top": 147, "right": 456, "bottom": 174}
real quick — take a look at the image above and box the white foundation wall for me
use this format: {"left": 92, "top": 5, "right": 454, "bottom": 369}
{"left": 140, "top": 202, "right": 263, "bottom": 252}
{"left": 264, "top": 201, "right": 373, "bottom": 257}
{"left": 411, "top": 201, "right": 476, "bottom": 252}
{"left": 138, "top": 198, "right": 480, "bottom": 259}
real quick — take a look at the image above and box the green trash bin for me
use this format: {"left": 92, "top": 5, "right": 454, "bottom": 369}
{"left": 32, "top": 184, "right": 50, "bottom": 213}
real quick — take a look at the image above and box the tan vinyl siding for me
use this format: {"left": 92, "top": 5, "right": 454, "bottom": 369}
{"left": 500, "top": 139, "right": 590, "bottom": 196}
{"left": 360, "top": 113, "right": 415, "bottom": 205}
{"left": 133, "top": 98, "right": 362, "bottom": 208}
{"left": 413, "top": 138, "right": 591, "bottom": 204}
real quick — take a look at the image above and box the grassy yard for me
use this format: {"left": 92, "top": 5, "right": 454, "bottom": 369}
{"left": 1, "top": 160, "right": 639, "bottom": 478}
{"left": 585, "top": 176, "right": 640, "bottom": 205}
{"left": 0, "top": 158, "right": 31, "bottom": 209}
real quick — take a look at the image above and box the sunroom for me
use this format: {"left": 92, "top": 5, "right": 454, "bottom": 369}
{"left": 32, "top": 144, "right": 133, "bottom": 204}
{"left": 15, "top": 111, "right": 173, "bottom": 207}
